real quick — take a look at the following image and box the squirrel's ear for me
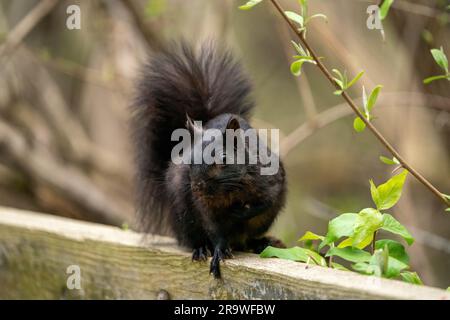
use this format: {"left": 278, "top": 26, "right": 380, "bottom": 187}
{"left": 186, "top": 113, "right": 202, "bottom": 135}
{"left": 226, "top": 117, "right": 240, "bottom": 130}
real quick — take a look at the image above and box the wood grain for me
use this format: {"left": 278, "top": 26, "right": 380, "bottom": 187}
{"left": 0, "top": 207, "right": 448, "bottom": 300}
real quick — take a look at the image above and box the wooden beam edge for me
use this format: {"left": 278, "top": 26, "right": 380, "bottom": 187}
{"left": 0, "top": 206, "right": 448, "bottom": 300}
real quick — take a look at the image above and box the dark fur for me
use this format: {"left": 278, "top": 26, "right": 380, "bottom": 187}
{"left": 131, "top": 42, "right": 286, "bottom": 278}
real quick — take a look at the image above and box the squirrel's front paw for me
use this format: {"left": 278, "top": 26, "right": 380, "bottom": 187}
{"left": 192, "top": 246, "right": 209, "bottom": 262}
{"left": 209, "top": 246, "right": 233, "bottom": 279}
{"left": 245, "top": 236, "right": 286, "bottom": 254}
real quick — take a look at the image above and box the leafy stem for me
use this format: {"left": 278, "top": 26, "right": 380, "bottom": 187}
{"left": 423, "top": 47, "right": 450, "bottom": 84}
{"left": 371, "top": 230, "right": 377, "bottom": 255}
{"left": 269, "top": 0, "right": 450, "bottom": 208}
{"left": 263, "top": 171, "right": 420, "bottom": 283}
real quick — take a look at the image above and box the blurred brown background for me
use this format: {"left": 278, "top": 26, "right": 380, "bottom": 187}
{"left": 0, "top": 0, "right": 449, "bottom": 288}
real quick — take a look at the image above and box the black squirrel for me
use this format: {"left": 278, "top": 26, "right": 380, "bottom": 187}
{"left": 131, "top": 42, "right": 286, "bottom": 278}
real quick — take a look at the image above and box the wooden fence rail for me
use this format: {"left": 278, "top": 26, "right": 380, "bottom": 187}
{"left": 0, "top": 207, "right": 448, "bottom": 300}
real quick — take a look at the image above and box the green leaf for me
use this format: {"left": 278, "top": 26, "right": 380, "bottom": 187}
{"left": 367, "top": 85, "right": 383, "bottom": 112}
{"left": 379, "top": 156, "right": 398, "bottom": 165}
{"left": 239, "top": 0, "right": 264, "bottom": 10}
{"left": 290, "top": 60, "right": 304, "bottom": 76}
{"left": 334, "top": 90, "right": 343, "bottom": 95}
{"left": 369, "top": 248, "right": 388, "bottom": 277}
{"left": 305, "top": 14, "right": 328, "bottom": 25}
{"left": 343, "top": 70, "right": 348, "bottom": 88}
{"left": 385, "top": 256, "right": 409, "bottom": 278}
{"left": 362, "top": 86, "right": 369, "bottom": 116}
{"left": 291, "top": 41, "right": 307, "bottom": 56}
{"left": 381, "top": 214, "right": 414, "bottom": 245}
{"left": 293, "top": 55, "right": 314, "bottom": 60}
{"left": 338, "top": 233, "right": 373, "bottom": 249}
{"left": 375, "top": 239, "right": 409, "bottom": 264}
{"left": 424, "top": 47, "right": 450, "bottom": 84}
{"left": 370, "top": 179, "right": 380, "bottom": 206}
{"left": 352, "top": 262, "right": 374, "bottom": 275}
{"left": 363, "top": 246, "right": 409, "bottom": 278}
{"left": 333, "top": 79, "right": 344, "bottom": 89}
{"left": 423, "top": 75, "right": 449, "bottom": 84}
{"left": 290, "top": 58, "right": 316, "bottom": 76}
{"left": 332, "top": 69, "right": 345, "bottom": 83}
{"left": 353, "top": 117, "right": 366, "bottom": 132}
{"left": 260, "top": 246, "right": 326, "bottom": 266}
{"left": 260, "top": 246, "right": 309, "bottom": 262}
{"left": 332, "top": 68, "right": 344, "bottom": 78}
{"left": 306, "top": 250, "right": 327, "bottom": 267}
{"left": 299, "top": 0, "right": 308, "bottom": 16}
{"left": 431, "top": 47, "right": 448, "bottom": 73}
{"left": 372, "top": 170, "right": 408, "bottom": 210}
{"left": 333, "top": 208, "right": 383, "bottom": 250}
{"left": 351, "top": 208, "right": 383, "bottom": 247}
{"left": 400, "top": 271, "right": 423, "bottom": 285}
{"left": 444, "top": 194, "right": 450, "bottom": 212}
{"left": 298, "top": 231, "right": 324, "bottom": 242}
{"left": 285, "top": 11, "right": 304, "bottom": 27}
{"left": 346, "top": 70, "right": 365, "bottom": 89}
{"left": 320, "top": 213, "right": 358, "bottom": 249}
{"left": 326, "top": 247, "right": 371, "bottom": 263}
{"left": 379, "top": 0, "right": 394, "bottom": 20}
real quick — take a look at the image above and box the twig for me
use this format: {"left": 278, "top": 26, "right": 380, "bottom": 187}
{"left": 269, "top": 0, "right": 450, "bottom": 207}
{"left": 0, "top": 0, "right": 58, "bottom": 58}
{"left": 274, "top": 10, "right": 318, "bottom": 123}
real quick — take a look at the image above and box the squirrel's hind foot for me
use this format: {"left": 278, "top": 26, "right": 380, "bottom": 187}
{"left": 209, "top": 246, "right": 233, "bottom": 279}
{"left": 192, "top": 246, "right": 209, "bottom": 262}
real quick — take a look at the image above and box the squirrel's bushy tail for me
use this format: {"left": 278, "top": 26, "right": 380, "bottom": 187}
{"left": 131, "top": 42, "right": 254, "bottom": 235}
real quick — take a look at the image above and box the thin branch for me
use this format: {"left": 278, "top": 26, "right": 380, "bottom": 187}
{"left": 0, "top": 0, "right": 58, "bottom": 58}
{"left": 274, "top": 9, "right": 318, "bottom": 123}
{"left": 269, "top": 0, "right": 450, "bottom": 207}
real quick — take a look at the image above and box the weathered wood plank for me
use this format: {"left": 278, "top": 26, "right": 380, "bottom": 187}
{"left": 0, "top": 207, "right": 448, "bottom": 300}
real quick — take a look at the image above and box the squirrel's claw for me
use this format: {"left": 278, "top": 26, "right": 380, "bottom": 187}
{"left": 192, "top": 246, "right": 209, "bottom": 262}
{"left": 209, "top": 246, "right": 233, "bottom": 278}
